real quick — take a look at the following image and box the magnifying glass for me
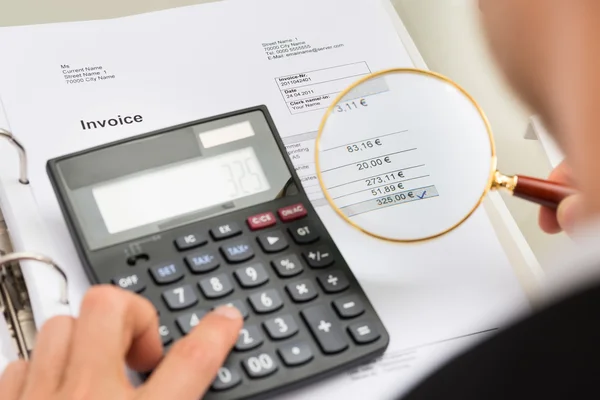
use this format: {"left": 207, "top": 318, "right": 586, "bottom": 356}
{"left": 315, "top": 68, "right": 576, "bottom": 243}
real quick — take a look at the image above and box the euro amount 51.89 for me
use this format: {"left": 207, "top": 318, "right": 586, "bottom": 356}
{"left": 370, "top": 183, "right": 404, "bottom": 196}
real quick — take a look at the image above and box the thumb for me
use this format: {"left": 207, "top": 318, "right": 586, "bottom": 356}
{"left": 556, "top": 194, "right": 584, "bottom": 235}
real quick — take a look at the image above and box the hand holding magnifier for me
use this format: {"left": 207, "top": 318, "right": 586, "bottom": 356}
{"left": 315, "top": 68, "right": 576, "bottom": 243}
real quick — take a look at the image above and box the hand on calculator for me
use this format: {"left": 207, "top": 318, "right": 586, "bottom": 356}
{"left": 0, "top": 285, "right": 243, "bottom": 400}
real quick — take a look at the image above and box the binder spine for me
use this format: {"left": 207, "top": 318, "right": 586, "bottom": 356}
{"left": 0, "top": 129, "right": 70, "bottom": 360}
{"left": 0, "top": 215, "right": 36, "bottom": 360}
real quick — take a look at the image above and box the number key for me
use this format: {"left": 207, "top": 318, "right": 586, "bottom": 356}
{"left": 199, "top": 274, "right": 233, "bottom": 299}
{"left": 248, "top": 289, "right": 283, "bottom": 314}
{"left": 242, "top": 352, "right": 278, "bottom": 378}
{"left": 234, "top": 263, "right": 269, "bottom": 288}
{"left": 176, "top": 309, "right": 207, "bottom": 334}
{"left": 263, "top": 314, "right": 298, "bottom": 340}
{"left": 235, "top": 325, "right": 263, "bottom": 351}
{"left": 212, "top": 299, "right": 249, "bottom": 319}
{"left": 211, "top": 365, "right": 242, "bottom": 391}
{"left": 162, "top": 285, "right": 198, "bottom": 310}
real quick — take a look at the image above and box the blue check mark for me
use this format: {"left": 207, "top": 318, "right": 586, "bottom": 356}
{"left": 417, "top": 191, "right": 427, "bottom": 199}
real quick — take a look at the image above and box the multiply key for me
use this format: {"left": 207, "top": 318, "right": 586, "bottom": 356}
{"left": 221, "top": 240, "right": 254, "bottom": 263}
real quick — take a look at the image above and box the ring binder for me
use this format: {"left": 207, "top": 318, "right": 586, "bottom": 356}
{"left": 0, "top": 128, "right": 29, "bottom": 185}
{"left": 0, "top": 253, "right": 69, "bottom": 305}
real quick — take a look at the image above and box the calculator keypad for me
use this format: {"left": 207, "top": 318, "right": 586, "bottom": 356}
{"left": 149, "top": 262, "right": 184, "bottom": 284}
{"left": 234, "top": 263, "right": 269, "bottom": 288}
{"left": 221, "top": 240, "right": 254, "bottom": 263}
{"left": 249, "top": 289, "right": 283, "bottom": 314}
{"left": 278, "top": 342, "right": 313, "bottom": 367}
{"left": 256, "top": 230, "right": 288, "bottom": 253}
{"left": 271, "top": 254, "right": 303, "bottom": 277}
{"left": 107, "top": 201, "right": 386, "bottom": 398}
{"left": 162, "top": 285, "right": 198, "bottom": 310}
{"left": 236, "top": 325, "right": 263, "bottom": 351}
{"left": 199, "top": 274, "right": 234, "bottom": 298}
{"left": 185, "top": 250, "right": 220, "bottom": 273}
{"left": 263, "top": 315, "right": 299, "bottom": 340}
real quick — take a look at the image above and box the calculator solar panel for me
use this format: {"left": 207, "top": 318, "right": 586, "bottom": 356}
{"left": 47, "top": 106, "right": 389, "bottom": 399}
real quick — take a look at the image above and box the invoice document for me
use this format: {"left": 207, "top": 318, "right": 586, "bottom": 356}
{"left": 0, "top": 0, "right": 530, "bottom": 397}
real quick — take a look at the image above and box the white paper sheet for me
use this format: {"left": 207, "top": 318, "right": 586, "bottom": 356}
{"left": 0, "top": 0, "right": 530, "bottom": 397}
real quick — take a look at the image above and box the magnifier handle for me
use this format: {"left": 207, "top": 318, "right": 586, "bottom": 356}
{"left": 513, "top": 175, "right": 577, "bottom": 209}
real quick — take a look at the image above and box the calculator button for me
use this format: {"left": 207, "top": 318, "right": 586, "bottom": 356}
{"left": 278, "top": 203, "right": 307, "bottom": 222}
{"left": 236, "top": 325, "right": 263, "bottom": 351}
{"left": 286, "top": 279, "right": 318, "bottom": 303}
{"left": 149, "top": 262, "right": 184, "bottom": 284}
{"left": 174, "top": 233, "right": 207, "bottom": 251}
{"left": 317, "top": 270, "right": 349, "bottom": 293}
{"left": 242, "top": 352, "right": 278, "bottom": 378}
{"left": 176, "top": 309, "right": 207, "bottom": 334}
{"left": 234, "top": 263, "right": 269, "bottom": 288}
{"left": 185, "top": 250, "right": 220, "bottom": 273}
{"left": 289, "top": 223, "right": 319, "bottom": 244}
{"left": 263, "top": 315, "right": 299, "bottom": 340}
{"left": 348, "top": 320, "right": 381, "bottom": 344}
{"left": 199, "top": 274, "right": 234, "bottom": 299}
{"left": 158, "top": 323, "right": 173, "bottom": 346}
{"left": 112, "top": 273, "right": 145, "bottom": 293}
{"left": 211, "top": 365, "right": 242, "bottom": 391}
{"left": 333, "top": 295, "right": 365, "bottom": 318}
{"left": 247, "top": 211, "right": 276, "bottom": 231}
{"left": 210, "top": 222, "right": 242, "bottom": 240}
{"left": 301, "top": 305, "right": 348, "bottom": 354}
{"left": 213, "top": 299, "right": 249, "bottom": 319}
{"left": 248, "top": 289, "right": 283, "bottom": 314}
{"left": 278, "top": 342, "right": 313, "bottom": 367}
{"left": 221, "top": 240, "right": 254, "bottom": 263}
{"left": 271, "top": 254, "right": 303, "bottom": 277}
{"left": 162, "top": 285, "right": 198, "bottom": 310}
{"left": 257, "top": 230, "right": 288, "bottom": 253}
{"left": 302, "top": 246, "right": 334, "bottom": 268}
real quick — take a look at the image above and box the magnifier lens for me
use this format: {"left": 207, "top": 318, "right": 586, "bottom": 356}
{"left": 316, "top": 70, "right": 495, "bottom": 242}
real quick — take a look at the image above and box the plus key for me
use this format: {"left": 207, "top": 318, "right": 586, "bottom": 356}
{"left": 300, "top": 305, "right": 348, "bottom": 354}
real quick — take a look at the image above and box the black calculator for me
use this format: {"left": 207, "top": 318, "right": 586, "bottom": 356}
{"left": 47, "top": 106, "right": 389, "bottom": 399}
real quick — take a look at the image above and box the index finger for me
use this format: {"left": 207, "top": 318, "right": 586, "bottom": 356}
{"left": 61, "top": 285, "right": 162, "bottom": 388}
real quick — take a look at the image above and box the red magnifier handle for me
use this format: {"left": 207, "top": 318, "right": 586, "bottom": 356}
{"left": 513, "top": 175, "right": 577, "bottom": 209}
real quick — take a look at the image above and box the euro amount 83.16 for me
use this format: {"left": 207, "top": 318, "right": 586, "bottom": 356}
{"left": 346, "top": 138, "right": 382, "bottom": 152}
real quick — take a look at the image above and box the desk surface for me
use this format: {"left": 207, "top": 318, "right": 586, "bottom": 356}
{"left": 0, "top": 0, "right": 567, "bottom": 265}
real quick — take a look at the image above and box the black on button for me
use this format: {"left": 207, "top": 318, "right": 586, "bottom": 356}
{"left": 112, "top": 273, "right": 145, "bottom": 293}
{"left": 286, "top": 279, "right": 318, "bottom": 303}
{"left": 185, "top": 250, "right": 220, "bottom": 273}
{"left": 242, "top": 352, "right": 278, "bottom": 378}
{"left": 211, "top": 222, "right": 242, "bottom": 240}
{"left": 348, "top": 320, "right": 380, "bottom": 344}
{"left": 221, "top": 240, "right": 254, "bottom": 263}
{"left": 199, "top": 274, "right": 234, "bottom": 299}
{"left": 263, "top": 314, "right": 299, "bottom": 340}
{"left": 149, "top": 262, "right": 184, "bottom": 284}
{"left": 257, "top": 230, "right": 288, "bottom": 253}
{"left": 317, "top": 270, "right": 349, "bottom": 293}
{"left": 333, "top": 295, "right": 364, "bottom": 318}
{"left": 289, "top": 223, "right": 319, "bottom": 244}
{"left": 211, "top": 365, "right": 242, "bottom": 391}
{"left": 174, "top": 233, "right": 207, "bottom": 251}
{"left": 278, "top": 342, "right": 313, "bottom": 367}
{"left": 235, "top": 325, "right": 263, "bottom": 351}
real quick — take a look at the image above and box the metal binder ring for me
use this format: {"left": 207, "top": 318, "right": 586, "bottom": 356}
{"left": 0, "top": 252, "right": 69, "bottom": 304}
{"left": 0, "top": 128, "right": 29, "bottom": 184}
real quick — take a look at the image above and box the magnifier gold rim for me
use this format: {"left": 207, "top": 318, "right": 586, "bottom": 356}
{"left": 314, "top": 67, "right": 498, "bottom": 243}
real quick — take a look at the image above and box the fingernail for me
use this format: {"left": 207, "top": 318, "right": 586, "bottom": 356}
{"left": 213, "top": 305, "right": 243, "bottom": 320}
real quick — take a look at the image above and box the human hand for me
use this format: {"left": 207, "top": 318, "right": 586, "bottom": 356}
{"left": 0, "top": 285, "right": 243, "bottom": 400}
{"left": 538, "top": 160, "right": 582, "bottom": 235}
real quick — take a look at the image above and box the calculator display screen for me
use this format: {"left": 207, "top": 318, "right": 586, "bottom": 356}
{"left": 52, "top": 109, "right": 295, "bottom": 250}
{"left": 92, "top": 147, "right": 270, "bottom": 235}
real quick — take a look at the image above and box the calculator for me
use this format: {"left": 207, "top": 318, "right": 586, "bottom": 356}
{"left": 46, "top": 105, "right": 389, "bottom": 399}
